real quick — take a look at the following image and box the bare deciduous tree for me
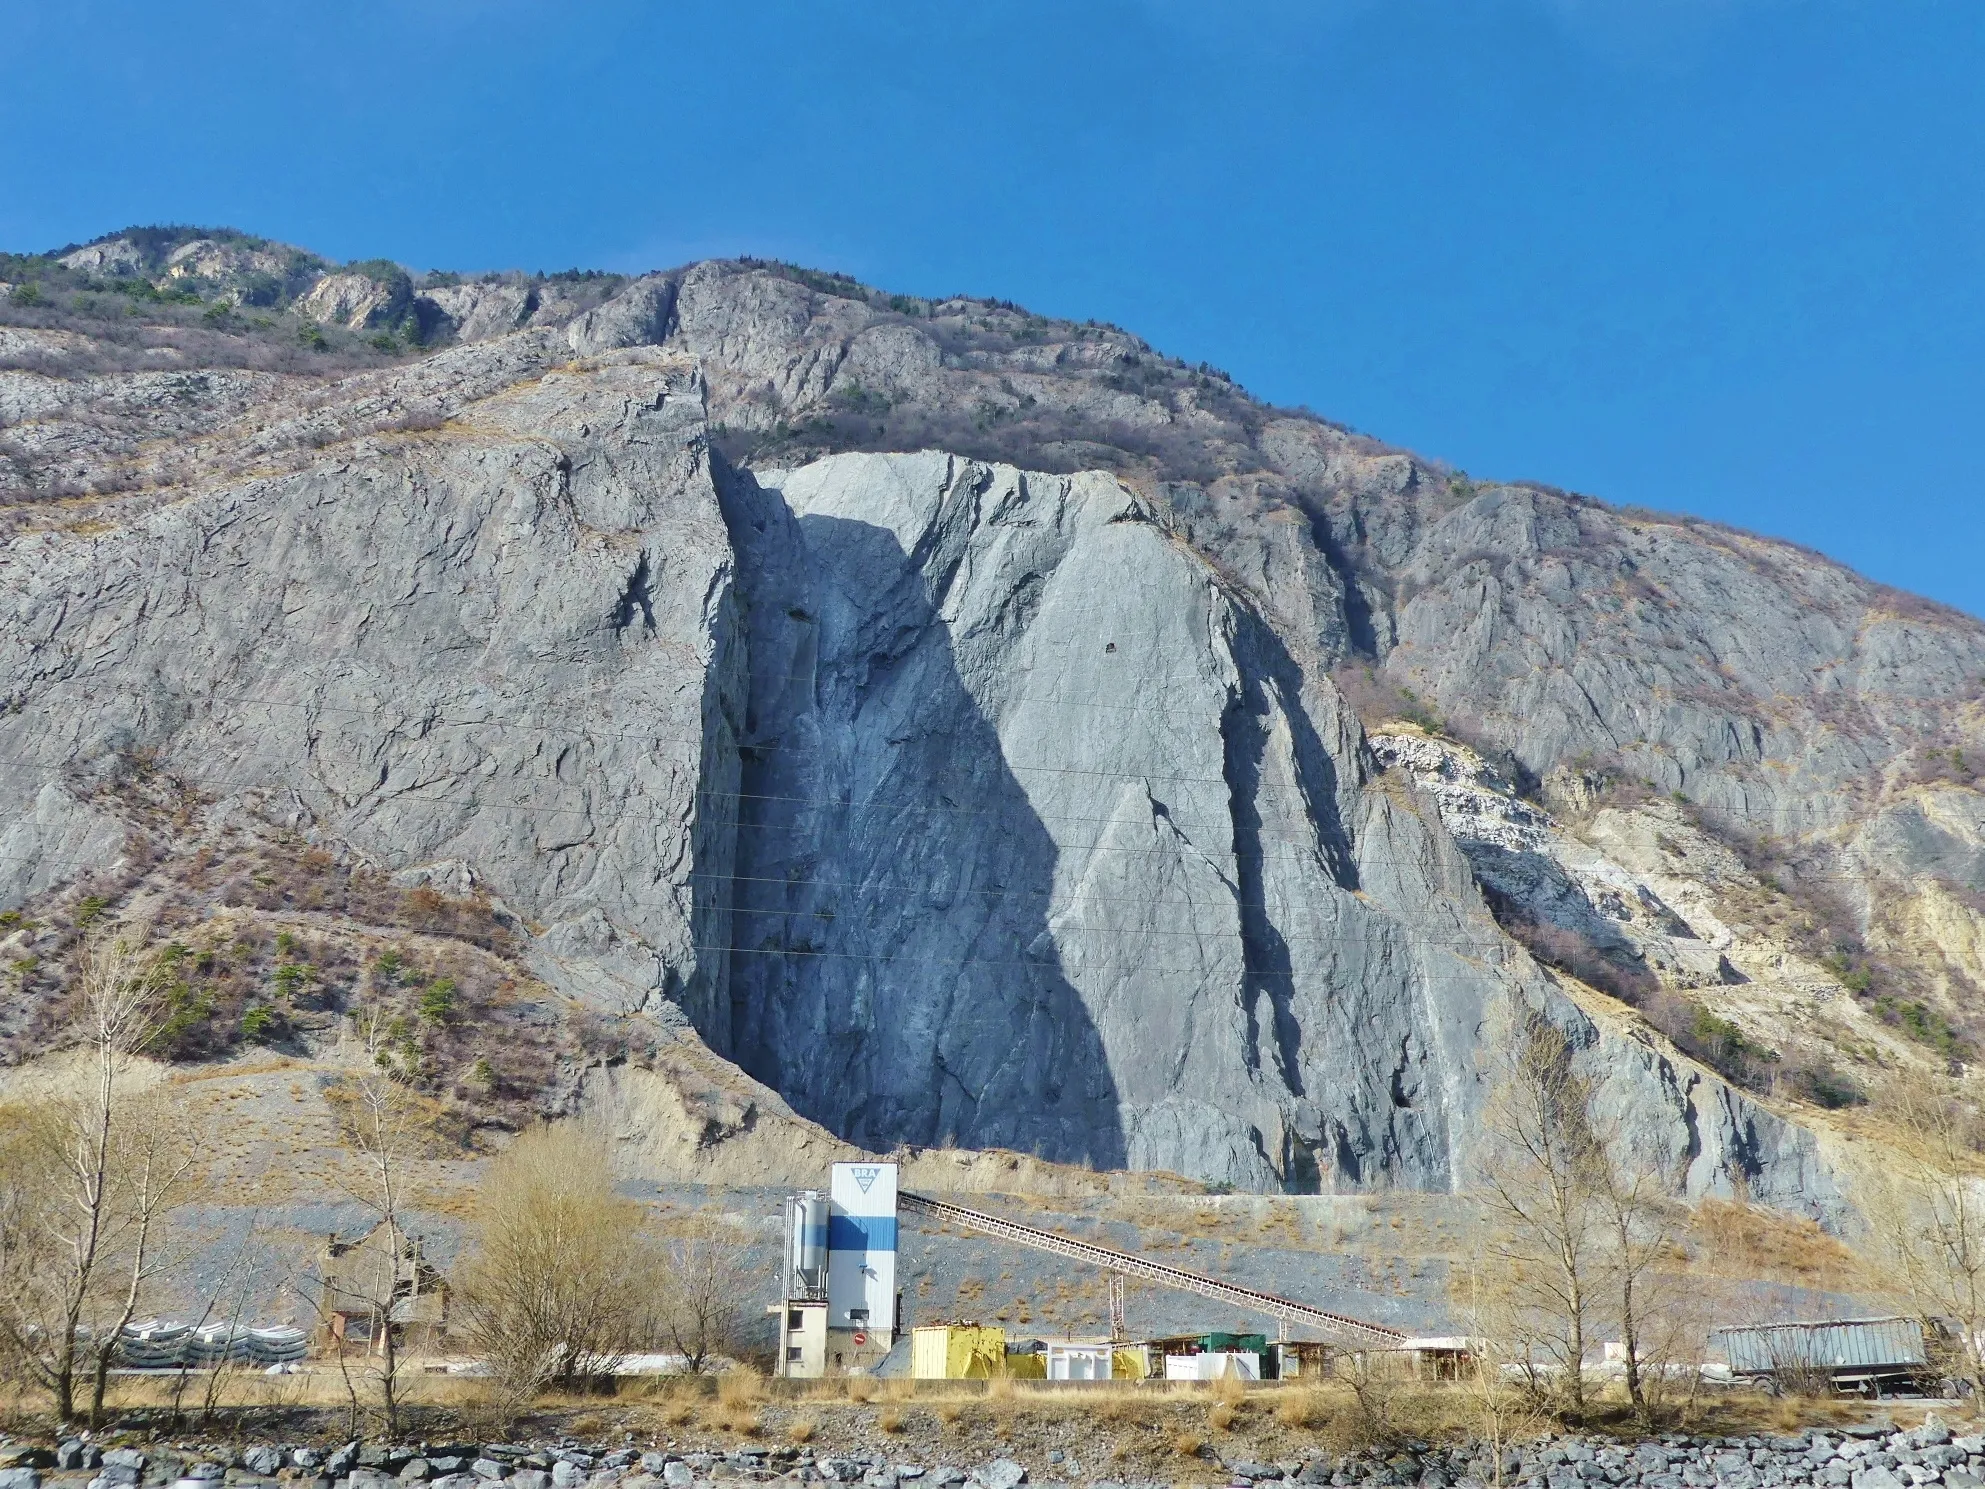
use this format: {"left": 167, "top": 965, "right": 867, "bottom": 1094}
{"left": 1867, "top": 1072, "right": 1985, "bottom": 1397}
{"left": 82, "top": 1083, "right": 197, "bottom": 1424}
{"left": 316, "top": 1070, "right": 432, "bottom": 1435}
{"left": 1450, "top": 1263, "right": 1552, "bottom": 1487}
{"left": 454, "top": 1122, "right": 659, "bottom": 1410}
{"left": 1591, "top": 1149, "right": 1695, "bottom": 1426}
{"left": 1478, "top": 1012, "right": 1703, "bottom": 1426}
{"left": 661, "top": 1213, "right": 761, "bottom": 1374}
{"left": 1478, "top": 1014, "right": 1607, "bottom": 1418}
{"left": 0, "top": 928, "right": 195, "bottom": 1423}
{"left": 0, "top": 1102, "right": 53, "bottom": 1394}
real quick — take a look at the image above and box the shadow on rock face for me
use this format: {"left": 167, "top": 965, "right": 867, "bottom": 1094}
{"left": 712, "top": 462, "right": 1127, "bottom": 1169}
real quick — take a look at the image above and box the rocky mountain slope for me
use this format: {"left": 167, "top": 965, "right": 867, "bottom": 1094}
{"left": 2, "top": 227, "right": 1980, "bottom": 1221}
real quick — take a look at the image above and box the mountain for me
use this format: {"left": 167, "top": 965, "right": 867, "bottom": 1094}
{"left": 2, "top": 227, "right": 1980, "bottom": 1225}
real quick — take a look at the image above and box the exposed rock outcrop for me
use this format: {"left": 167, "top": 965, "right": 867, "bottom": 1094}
{"left": 297, "top": 271, "right": 408, "bottom": 331}
{"left": 7, "top": 232, "right": 1975, "bottom": 1222}
{"left": 0, "top": 346, "right": 743, "bottom": 1022}
{"left": 708, "top": 449, "right": 1840, "bottom": 1212}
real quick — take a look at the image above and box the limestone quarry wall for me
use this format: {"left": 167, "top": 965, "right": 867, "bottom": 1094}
{"left": 0, "top": 280, "right": 1863, "bottom": 1219}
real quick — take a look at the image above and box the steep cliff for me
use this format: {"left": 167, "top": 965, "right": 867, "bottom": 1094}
{"left": 1, "top": 338, "right": 745, "bottom": 1023}
{"left": 710, "top": 450, "right": 1836, "bottom": 1210}
{"left": 2, "top": 229, "right": 1978, "bottom": 1220}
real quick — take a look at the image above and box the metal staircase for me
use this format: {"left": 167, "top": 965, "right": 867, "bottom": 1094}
{"left": 898, "top": 1190, "right": 1405, "bottom": 1349}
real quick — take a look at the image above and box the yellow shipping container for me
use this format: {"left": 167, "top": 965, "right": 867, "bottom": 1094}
{"left": 1004, "top": 1349, "right": 1046, "bottom": 1379}
{"left": 1111, "top": 1347, "right": 1151, "bottom": 1380}
{"left": 911, "top": 1325, "right": 1007, "bottom": 1379}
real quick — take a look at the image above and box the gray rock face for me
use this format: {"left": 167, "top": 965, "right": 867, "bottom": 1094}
{"left": 298, "top": 272, "right": 408, "bottom": 331}
{"left": 0, "top": 325, "right": 1841, "bottom": 1207}
{"left": 423, "top": 282, "right": 537, "bottom": 343}
{"left": 614, "top": 262, "right": 1985, "bottom": 947}
{"left": 568, "top": 275, "right": 679, "bottom": 357}
{"left": 0, "top": 345, "right": 744, "bottom": 1020}
{"left": 2, "top": 247, "right": 1948, "bottom": 1213}
{"left": 713, "top": 449, "right": 1839, "bottom": 1207}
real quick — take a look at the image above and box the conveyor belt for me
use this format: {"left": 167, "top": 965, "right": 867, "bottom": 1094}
{"left": 898, "top": 1190, "right": 1405, "bottom": 1348}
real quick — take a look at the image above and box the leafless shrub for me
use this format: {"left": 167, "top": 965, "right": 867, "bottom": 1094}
{"left": 1494, "top": 909, "right": 1658, "bottom": 1008}
{"left": 454, "top": 1123, "right": 662, "bottom": 1412}
{"left": 1332, "top": 662, "right": 1443, "bottom": 732}
{"left": 660, "top": 1212, "right": 766, "bottom": 1374}
{"left": 1865, "top": 1072, "right": 1985, "bottom": 1398}
{"left": 1866, "top": 583, "right": 1977, "bottom": 629}
{"left": 0, "top": 927, "right": 197, "bottom": 1423}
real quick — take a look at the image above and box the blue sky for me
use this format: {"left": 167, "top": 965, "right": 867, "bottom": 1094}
{"left": 4, "top": 1, "right": 1981, "bottom": 616}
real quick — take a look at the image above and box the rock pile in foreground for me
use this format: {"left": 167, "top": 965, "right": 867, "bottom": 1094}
{"left": 1, "top": 1420, "right": 1979, "bottom": 1489}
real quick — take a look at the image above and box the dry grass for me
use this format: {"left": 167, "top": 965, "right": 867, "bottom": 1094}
{"left": 1093, "top": 1390, "right": 1152, "bottom": 1425}
{"left": 702, "top": 1374, "right": 763, "bottom": 1438}
{"left": 647, "top": 1379, "right": 698, "bottom": 1428}
{"left": 1691, "top": 1200, "right": 1867, "bottom": 1292}
{"left": 658, "top": 1398, "right": 695, "bottom": 1427}
{"left": 1276, "top": 1387, "right": 1324, "bottom": 1429}
{"left": 0, "top": 1368, "right": 1911, "bottom": 1458}
{"left": 1690, "top": 1388, "right": 1869, "bottom": 1436}
{"left": 717, "top": 1369, "right": 765, "bottom": 1408}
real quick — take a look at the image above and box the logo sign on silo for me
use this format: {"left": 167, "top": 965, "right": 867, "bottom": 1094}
{"left": 827, "top": 1161, "right": 897, "bottom": 1335}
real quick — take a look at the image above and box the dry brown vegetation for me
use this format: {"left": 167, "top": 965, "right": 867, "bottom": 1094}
{"left": 454, "top": 1125, "right": 666, "bottom": 1407}
{"left": 1688, "top": 1200, "right": 1867, "bottom": 1293}
{"left": 0, "top": 767, "right": 611, "bottom": 1128}
{"left": 0, "top": 1368, "right": 1924, "bottom": 1470}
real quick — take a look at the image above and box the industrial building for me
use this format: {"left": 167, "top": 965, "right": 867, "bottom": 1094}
{"left": 778, "top": 1164, "right": 1412, "bottom": 1381}
{"left": 773, "top": 1161, "right": 901, "bottom": 1377}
